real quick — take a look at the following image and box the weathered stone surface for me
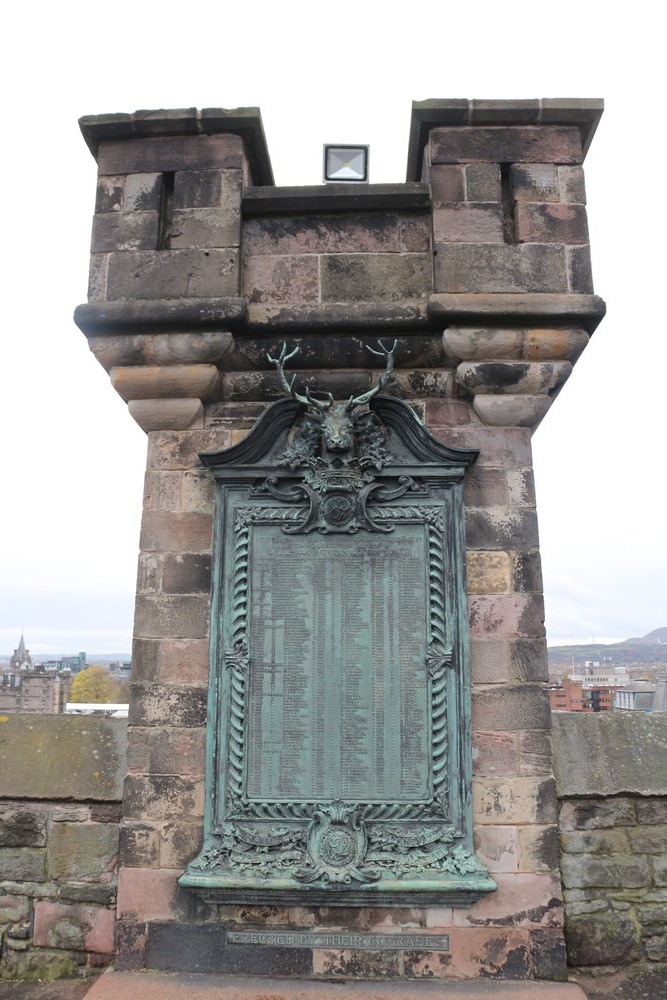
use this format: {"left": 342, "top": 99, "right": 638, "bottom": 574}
{"left": 433, "top": 204, "right": 504, "bottom": 243}
{"left": 139, "top": 511, "right": 212, "bottom": 554}
{"left": 123, "top": 776, "right": 204, "bottom": 822}
{"left": 560, "top": 828, "right": 632, "bottom": 855}
{"left": 474, "top": 777, "right": 557, "bottom": 825}
{"left": 134, "top": 594, "right": 210, "bottom": 639}
{"left": 511, "top": 164, "right": 559, "bottom": 203}
{"left": 437, "top": 426, "right": 533, "bottom": 468}
{"left": 466, "top": 507, "right": 539, "bottom": 550}
{"left": 430, "top": 126, "right": 583, "bottom": 164}
{"left": 168, "top": 208, "right": 241, "bottom": 250}
{"left": 162, "top": 553, "right": 211, "bottom": 594}
{"left": 435, "top": 244, "right": 568, "bottom": 294}
{"left": 464, "top": 468, "right": 510, "bottom": 507}
{"left": 457, "top": 361, "right": 571, "bottom": 395}
{"left": 0, "top": 848, "right": 46, "bottom": 882}
{"left": 429, "top": 164, "right": 465, "bottom": 202}
{"left": 88, "top": 333, "right": 234, "bottom": 373}
{"left": 131, "top": 398, "right": 204, "bottom": 435}
{"left": 566, "top": 912, "right": 641, "bottom": 966}
{"left": 147, "top": 728, "right": 206, "bottom": 775}
{"left": 466, "top": 551, "right": 511, "bottom": 595}
{"left": 473, "top": 731, "right": 520, "bottom": 777}
{"left": 469, "top": 594, "right": 545, "bottom": 637}
{"left": 559, "top": 798, "right": 637, "bottom": 831}
{"left": 0, "top": 806, "right": 47, "bottom": 848}
{"left": 243, "top": 254, "right": 319, "bottom": 303}
{"left": 473, "top": 395, "right": 552, "bottom": 428}
{"left": 558, "top": 166, "right": 586, "bottom": 204}
{"left": 465, "top": 164, "right": 502, "bottom": 202}
{"left": 107, "top": 249, "right": 239, "bottom": 300}
{"left": 470, "top": 638, "right": 510, "bottom": 684}
{"left": 473, "top": 686, "right": 551, "bottom": 733}
{"left": 452, "top": 873, "right": 562, "bottom": 928}
{"left": 119, "top": 822, "right": 160, "bottom": 868}
{"left": 92, "top": 212, "right": 159, "bottom": 253}
{"left": 158, "top": 637, "right": 210, "bottom": 686}
{"left": 33, "top": 900, "right": 115, "bottom": 953}
{"left": 96, "top": 175, "right": 125, "bottom": 213}
{"left": 424, "top": 398, "right": 473, "bottom": 425}
{"left": 552, "top": 713, "right": 667, "bottom": 797}
{"left": 566, "top": 245, "right": 594, "bottom": 294}
{"left": 244, "top": 214, "right": 405, "bottom": 255}
{"left": 0, "top": 716, "right": 126, "bottom": 801}
{"left": 320, "top": 254, "right": 431, "bottom": 301}
{"left": 560, "top": 854, "right": 651, "bottom": 890}
{"left": 510, "top": 637, "right": 549, "bottom": 682}
{"left": 430, "top": 292, "right": 605, "bottom": 333}
{"left": 48, "top": 822, "right": 119, "bottom": 881}
{"left": 128, "top": 683, "right": 207, "bottom": 728}
{"left": 473, "top": 824, "right": 519, "bottom": 874}
{"left": 97, "top": 134, "right": 245, "bottom": 174}
{"left": 111, "top": 365, "right": 219, "bottom": 401}
{"left": 515, "top": 203, "right": 589, "bottom": 245}
{"left": 518, "top": 825, "right": 560, "bottom": 875}
{"left": 159, "top": 821, "right": 203, "bottom": 868}
{"left": 512, "top": 551, "right": 543, "bottom": 593}
{"left": 124, "top": 173, "right": 163, "bottom": 213}
{"left": 401, "top": 215, "right": 431, "bottom": 252}
{"left": 174, "top": 169, "right": 226, "bottom": 209}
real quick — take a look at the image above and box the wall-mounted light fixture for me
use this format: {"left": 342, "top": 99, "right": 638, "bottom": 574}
{"left": 323, "top": 145, "right": 369, "bottom": 184}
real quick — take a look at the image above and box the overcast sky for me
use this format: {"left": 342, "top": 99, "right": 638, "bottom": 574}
{"left": 1, "top": 1, "right": 664, "bottom": 655}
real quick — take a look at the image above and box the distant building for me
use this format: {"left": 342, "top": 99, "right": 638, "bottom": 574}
{"left": 549, "top": 676, "right": 614, "bottom": 713}
{"left": 0, "top": 634, "right": 72, "bottom": 714}
{"left": 614, "top": 685, "right": 657, "bottom": 712}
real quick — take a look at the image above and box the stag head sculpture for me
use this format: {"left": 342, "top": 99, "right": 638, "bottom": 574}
{"left": 267, "top": 340, "right": 397, "bottom": 457}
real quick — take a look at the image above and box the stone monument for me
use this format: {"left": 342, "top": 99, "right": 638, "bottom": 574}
{"left": 75, "top": 99, "right": 604, "bottom": 986}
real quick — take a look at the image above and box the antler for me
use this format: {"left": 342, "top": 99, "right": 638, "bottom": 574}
{"left": 267, "top": 342, "right": 333, "bottom": 411}
{"left": 346, "top": 338, "right": 398, "bottom": 410}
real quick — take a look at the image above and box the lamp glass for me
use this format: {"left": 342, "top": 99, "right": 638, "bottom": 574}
{"left": 324, "top": 145, "right": 369, "bottom": 183}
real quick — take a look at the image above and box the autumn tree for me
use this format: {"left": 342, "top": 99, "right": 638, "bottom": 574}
{"left": 69, "top": 665, "right": 120, "bottom": 703}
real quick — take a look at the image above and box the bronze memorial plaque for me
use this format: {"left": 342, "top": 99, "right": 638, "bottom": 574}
{"left": 180, "top": 342, "right": 496, "bottom": 906}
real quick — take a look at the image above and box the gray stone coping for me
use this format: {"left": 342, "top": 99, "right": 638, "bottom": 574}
{"left": 79, "top": 107, "right": 274, "bottom": 186}
{"left": 0, "top": 714, "right": 127, "bottom": 801}
{"left": 406, "top": 98, "right": 604, "bottom": 180}
{"left": 552, "top": 712, "right": 667, "bottom": 797}
{"left": 242, "top": 184, "right": 431, "bottom": 216}
{"left": 429, "top": 293, "right": 607, "bottom": 332}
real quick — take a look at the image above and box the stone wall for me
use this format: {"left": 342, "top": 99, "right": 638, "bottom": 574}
{"left": 0, "top": 715, "right": 126, "bottom": 981}
{"left": 73, "top": 100, "right": 606, "bottom": 983}
{"left": 553, "top": 713, "right": 667, "bottom": 999}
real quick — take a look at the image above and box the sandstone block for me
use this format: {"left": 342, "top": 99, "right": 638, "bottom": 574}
{"left": 158, "top": 638, "right": 210, "bottom": 686}
{"left": 512, "top": 550, "right": 543, "bottom": 593}
{"left": 243, "top": 254, "right": 319, "bottom": 303}
{"left": 48, "top": 822, "right": 119, "bottom": 881}
{"left": 433, "top": 204, "right": 504, "bottom": 243}
{"left": 107, "top": 249, "right": 239, "bottom": 300}
{"left": 431, "top": 425, "right": 533, "bottom": 467}
{"left": 559, "top": 798, "right": 636, "bottom": 832}
{"left": 130, "top": 638, "right": 159, "bottom": 683}
{"left": 134, "top": 595, "right": 210, "bottom": 640}
{"left": 116, "top": 867, "right": 189, "bottom": 921}
{"left": 507, "top": 468, "right": 536, "bottom": 507}
{"left": 444, "top": 327, "right": 524, "bottom": 361}
{"left": 312, "top": 948, "right": 400, "bottom": 978}
{"left": 523, "top": 327, "right": 588, "bottom": 361}
{"left": 174, "top": 169, "right": 224, "bottom": 209}
{"left": 560, "top": 853, "right": 651, "bottom": 890}
{"left": 511, "top": 164, "right": 559, "bottom": 202}
{"left": 429, "top": 126, "right": 583, "bottom": 164}
{"left": 124, "top": 173, "right": 163, "bottom": 212}
{"left": 515, "top": 203, "right": 589, "bottom": 244}
{"left": 423, "top": 398, "right": 473, "bottom": 425}
{"left": 429, "top": 164, "right": 465, "bottom": 202}
{"left": 465, "top": 507, "right": 539, "bottom": 550}
{"left": 92, "top": 212, "right": 159, "bottom": 253}
{"left": 567, "top": 245, "right": 594, "bottom": 293}
{"left": 466, "top": 551, "right": 511, "bottom": 594}
{"left": 119, "top": 822, "right": 161, "bottom": 868}
{"left": 470, "top": 637, "right": 511, "bottom": 684}
{"left": 123, "top": 775, "right": 205, "bottom": 822}
{"left": 473, "top": 824, "right": 519, "bottom": 874}
{"left": 452, "top": 872, "right": 562, "bottom": 928}
{"left": 128, "top": 683, "right": 207, "bottom": 728}
{"left": 168, "top": 208, "right": 241, "bottom": 249}
{"left": 510, "top": 637, "right": 549, "bottom": 682}
{"left": 88, "top": 253, "right": 109, "bottom": 299}
{"left": 33, "top": 900, "right": 115, "bottom": 953}
{"left": 95, "top": 175, "right": 124, "bottom": 213}
{"left": 112, "top": 365, "right": 219, "bottom": 402}
{"left": 636, "top": 799, "right": 667, "bottom": 824}
{"left": 0, "top": 848, "right": 46, "bottom": 881}
{"left": 320, "top": 253, "right": 431, "bottom": 302}
{"left": 0, "top": 894, "right": 30, "bottom": 923}
{"left": 469, "top": 593, "right": 545, "bottom": 637}
{"left": 474, "top": 776, "right": 557, "bottom": 825}
{"left": 558, "top": 166, "right": 587, "bottom": 204}
{"left": 472, "top": 731, "right": 520, "bottom": 777}
{"left": 434, "top": 243, "right": 568, "bottom": 294}
{"left": 465, "top": 163, "right": 502, "bottom": 202}
{"left": 162, "top": 553, "right": 211, "bottom": 594}
{"left": 0, "top": 807, "right": 47, "bottom": 848}
{"left": 148, "top": 728, "right": 206, "bottom": 775}
{"left": 139, "top": 511, "right": 212, "bottom": 554}
{"left": 97, "top": 134, "right": 245, "bottom": 174}
{"left": 473, "top": 685, "right": 551, "bottom": 732}
{"left": 244, "top": 214, "right": 402, "bottom": 255}
{"left": 560, "top": 828, "right": 632, "bottom": 855}
{"left": 566, "top": 911, "right": 641, "bottom": 966}
{"left": 520, "top": 730, "right": 554, "bottom": 777}
{"left": 457, "top": 360, "right": 571, "bottom": 395}
{"left": 400, "top": 214, "right": 431, "bottom": 252}
{"left": 391, "top": 369, "right": 455, "bottom": 400}
{"left": 160, "top": 821, "right": 203, "bottom": 868}
{"left": 89, "top": 332, "right": 234, "bottom": 370}
{"left": 518, "top": 825, "right": 561, "bottom": 874}
{"left": 463, "top": 468, "right": 509, "bottom": 507}
{"left": 473, "top": 395, "right": 552, "bottom": 428}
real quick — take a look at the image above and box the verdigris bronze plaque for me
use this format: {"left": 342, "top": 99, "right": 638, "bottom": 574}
{"left": 180, "top": 342, "right": 496, "bottom": 905}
